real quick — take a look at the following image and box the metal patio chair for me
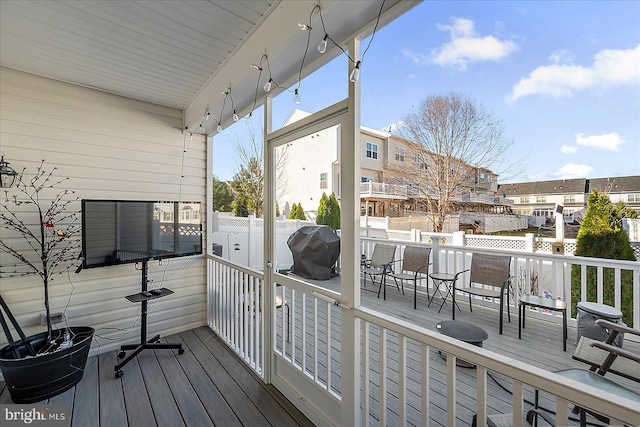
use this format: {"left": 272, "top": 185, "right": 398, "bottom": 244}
{"left": 387, "top": 245, "right": 431, "bottom": 308}
{"left": 452, "top": 253, "right": 512, "bottom": 334}
{"left": 361, "top": 244, "right": 396, "bottom": 295}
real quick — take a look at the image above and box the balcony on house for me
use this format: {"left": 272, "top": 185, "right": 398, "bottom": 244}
{"left": 361, "top": 181, "right": 410, "bottom": 199}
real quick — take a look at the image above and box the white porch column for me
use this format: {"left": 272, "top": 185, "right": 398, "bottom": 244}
{"left": 263, "top": 96, "right": 275, "bottom": 382}
{"left": 341, "top": 37, "right": 361, "bottom": 427}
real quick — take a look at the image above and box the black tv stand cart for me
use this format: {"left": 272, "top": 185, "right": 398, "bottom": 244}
{"left": 114, "top": 260, "right": 183, "bottom": 378}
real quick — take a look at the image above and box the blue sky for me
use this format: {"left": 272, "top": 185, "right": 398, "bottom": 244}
{"left": 213, "top": 0, "right": 640, "bottom": 184}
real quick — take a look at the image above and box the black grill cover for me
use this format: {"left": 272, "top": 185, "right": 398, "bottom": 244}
{"left": 287, "top": 226, "right": 340, "bottom": 280}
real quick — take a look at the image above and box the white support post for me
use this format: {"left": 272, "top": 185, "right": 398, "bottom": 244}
{"left": 341, "top": 37, "right": 361, "bottom": 427}
{"left": 263, "top": 95, "right": 275, "bottom": 383}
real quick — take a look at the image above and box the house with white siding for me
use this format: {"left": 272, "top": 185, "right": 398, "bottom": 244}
{"left": 279, "top": 110, "right": 508, "bottom": 219}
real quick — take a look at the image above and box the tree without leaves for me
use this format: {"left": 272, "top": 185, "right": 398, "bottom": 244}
{"left": 227, "top": 120, "right": 289, "bottom": 218}
{"left": 390, "top": 93, "right": 521, "bottom": 232}
{"left": 0, "top": 161, "right": 81, "bottom": 342}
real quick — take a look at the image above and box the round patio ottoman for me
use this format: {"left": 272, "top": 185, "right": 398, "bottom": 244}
{"left": 576, "top": 302, "right": 624, "bottom": 346}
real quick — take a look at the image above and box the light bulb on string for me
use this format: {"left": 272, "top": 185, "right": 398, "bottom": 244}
{"left": 318, "top": 34, "right": 328, "bottom": 54}
{"left": 294, "top": 89, "right": 301, "bottom": 104}
{"left": 298, "top": 21, "right": 311, "bottom": 31}
{"left": 233, "top": 111, "right": 239, "bottom": 122}
{"left": 350, "top": 61, "right": 361, "bottom": 83}
{"left": 263, "top": 78, "right": 272, "bottom": 92}
{"left": 217, "top": 122, "right": 223, "bottom": 133}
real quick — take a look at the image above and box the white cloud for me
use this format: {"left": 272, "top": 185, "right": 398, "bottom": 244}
{"left": 549, "top": 50, "right": 575, "bottom": 64}
{"left": 509, "top": 44, "right": 640, "bottom": 101}
{"left": 576, "top": 132, "right": 624, "bottom": 151}
{"left": 402, "top": 17, "right": 517, "bottom": 70}
{"left": 553, "top": 163, "right": 594, "bottom": 179}
{"left": 560, "top": 145, "right": 577, "bottom": 154}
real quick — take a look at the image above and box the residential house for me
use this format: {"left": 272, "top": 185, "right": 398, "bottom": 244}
{"left": 500, "top": 175, "right": 640, "bottom": 217}
{"left": 279, "top": 110, "right": 510, "bottom": 219}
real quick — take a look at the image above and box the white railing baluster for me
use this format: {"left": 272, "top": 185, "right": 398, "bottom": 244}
{"left": 399, "top": 335, "right": 406, "bottom": 427}
{"left": 314, "top": 298, "right": 318, "bottom": 383}
{"left": 512, "top": 380, "right": 523, "bottom": 427}
{"left": 421, "top": 343, "right": 429, "bottom": 427}
{"left": 326, "top": 301, "right": 332, "bottom": 392}
{"left": 556, "top": 397, "right": 568, "bottom": 426}
{"left": 291, "top": 289, "right": 297, "bottom": 366}
{"left": 597, "top": 266, "right": 604, "bottom": 303}
{"left": 379, "top": 327, "right": 387, "bottom": 427}
{"left": 476, "top": 367, "right": 487, "bottom": 427}
{"left": 362, "top": 321, "right": 370, "bottom": 427}
{"left": 446, "top": 354, "right": 456, "bottom": 427}
{"left": 302, "top": 293, "right": 307, "bottom": 373}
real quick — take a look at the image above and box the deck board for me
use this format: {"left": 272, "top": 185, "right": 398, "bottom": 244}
{"left": 0, "top": 327, "right": 311, "bottom": 427}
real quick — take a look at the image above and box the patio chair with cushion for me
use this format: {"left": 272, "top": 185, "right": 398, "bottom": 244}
{"left": 528, "top": 319, "right": 640, "bottom": 426}
{"left": 387, "top": 246, "right": 431, "bottom": 308}
{"left": 573, "top": 319, "right": 639, "bottom": 383}
{"left": 361, "top": 244, "right": 396, "bottom": 295}
{"left": 452, "top": 253, "right": 512, "bottom": 334}
{"left": 474, "top": 319, "right": 640, "bottom": 426}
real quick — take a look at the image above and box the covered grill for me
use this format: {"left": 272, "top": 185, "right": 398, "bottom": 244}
{"left": 287, "top": 226, "right": 340, "bottom": 280}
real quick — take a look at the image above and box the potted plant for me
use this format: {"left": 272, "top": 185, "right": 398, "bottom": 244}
{"left": 0, "top": 160, "right": 94, "bottom": 403}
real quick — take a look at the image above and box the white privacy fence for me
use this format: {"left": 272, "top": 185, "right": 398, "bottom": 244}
{"left": 207, "top": 254, "right": 639, "bottom": 426}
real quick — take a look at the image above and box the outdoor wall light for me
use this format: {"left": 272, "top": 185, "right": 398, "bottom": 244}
{"left": 0, "top": 155, "right": 18, "bottom": 188}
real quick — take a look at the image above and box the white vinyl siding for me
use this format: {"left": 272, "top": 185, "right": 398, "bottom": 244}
{"left": 0, "top": 68, "right": 207, "bottom": 356}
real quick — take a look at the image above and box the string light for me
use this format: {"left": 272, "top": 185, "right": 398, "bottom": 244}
{"left": 350, "top": 61, "right": 361, "bottom": 83}
{"left": 318, "top": 34, "right": 328, "bottom": 54}
{"left": 263, "top": 78, "right": 273, "bottom": 92}
{"left": 186, "top": 0, "right": 387, "bottom": 135}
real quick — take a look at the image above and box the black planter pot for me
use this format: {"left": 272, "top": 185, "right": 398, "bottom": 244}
{"left": 0, "top": 326, "right": 94, "bottom": 403}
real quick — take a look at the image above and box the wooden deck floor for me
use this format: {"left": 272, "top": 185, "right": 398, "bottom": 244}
{"left": 0, "top": 327, "right": 313, "bottom": 427}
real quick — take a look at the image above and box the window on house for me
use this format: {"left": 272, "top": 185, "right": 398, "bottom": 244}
{"left": 394, "top": 147, "right": 404, "bottom": 162}
{"left": 361, "top": 176, "right": 372, "bottom": 183}
{"left": 564, "top": 195, "right": 575, "bottom": 203}
{"left": 629, "top": 193, "right": 640, "bottom": 202}
{"left": 164, "top": 211, "right": 173, "bottom": 222}
{"left": 181, "top": 210, "right": 191, "bottom": 221}
{"left": 366, "top": 142, "right": 378, "bottom": 159}
{"left": 520, "top": 196, "right": 529, "bottom": 204}
{"left": 536, "top": 196, "right": 546, "bottom": 203}
{"left": 320, "top": 172, "right": 327, "bottom": 189}
{"left": 192, "top": 210, "right": 199, "bottom": 220}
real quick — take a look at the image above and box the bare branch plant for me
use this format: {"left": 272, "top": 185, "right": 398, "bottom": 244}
{"left": 0, "top": 161, "right": 81, "bottom": 343}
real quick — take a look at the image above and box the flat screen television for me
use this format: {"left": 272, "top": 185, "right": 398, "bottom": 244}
{"left": 81, "top": 200, "right": 202, "bottom": 268}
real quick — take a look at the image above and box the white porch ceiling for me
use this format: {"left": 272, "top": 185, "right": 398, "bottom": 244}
{"left": 0, "top": 0, "right": 418, "bottom": 132}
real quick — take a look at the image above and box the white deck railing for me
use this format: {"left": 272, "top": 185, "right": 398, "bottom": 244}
{"left": 207, "top": 248, "right": 640, "bottom": 426}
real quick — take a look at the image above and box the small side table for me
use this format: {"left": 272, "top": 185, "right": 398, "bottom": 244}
{"left": 428, "top": 272, "right": 459, "bottom": 314}
{"left": 436, "top": 320, "right": 489, "bottom": 368}
{"left": 519, "top": 295, "right": 567, "bottom": 351}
